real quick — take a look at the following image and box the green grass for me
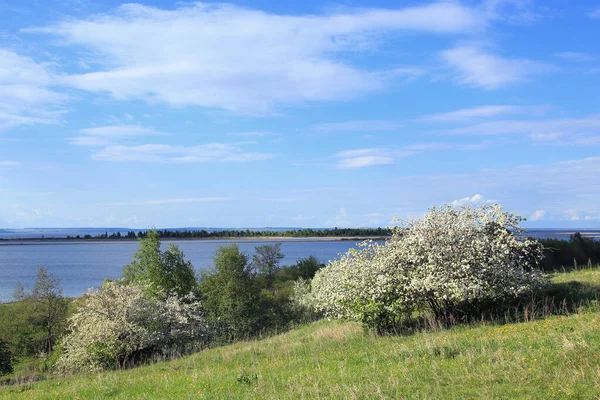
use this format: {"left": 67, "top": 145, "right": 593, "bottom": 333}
{"left": 2, "top": 268, "right": 600, "bottom": 399}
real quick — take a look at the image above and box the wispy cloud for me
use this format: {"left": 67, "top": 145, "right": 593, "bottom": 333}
{"left": 292, "top": 214, "right": 315, "bottom": 221}
{"left": 0, "top": 49, "right": 67, "bottom": 131}
{"left": 441, "top": 45, "right": 555, "bottom": 89}
{"left": 262, "top": 197, "right": 301, "bottom": 202}
{"left": 69, "top": 125, "right": 163, "bottom": 146}
{"left": 441, "top": 115, "right": 600, "bottom": 144}
{"left": 91, "top": 143, "right": 275, "bottom": 163}
{"left": 98, "top": 197, "right": 232, "bottom": 206}
{"left": 25, "top": 2, "right": 488, "bottom": 114}
{"left": 589, "top": 8, "right": 600, "bottom": 19}
{"left": 227, "top": 131, "right": 273, "bottom": 137}
{"left": 555, "top": 52, "right": 596, "bottom": 63}
{"left": 335, "top": 148, "right": 401, "bottom": 169}
{"left": 422, "top": 104, "right": 549, "bottom": 122}
{"left": 312, "top": 120, "right": 403, "bottom": 133}
{"left": 0, "top": 161, "right": 22, "bottom": 167}
{"left": 334, "top": 142, "right": 485, "bottom": 169}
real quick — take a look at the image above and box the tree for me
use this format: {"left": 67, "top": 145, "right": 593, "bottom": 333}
{"left": 252, "top": 243, "right": 284, "bottom": 290}
{"left": 0, "top": 339, "right": 12, "bottom": 377}
{"left": 12, "top": 267, "right": 69, "bottom": 354}
{"left": 292, "top": 255, "right": 323, "bottom": 280}
{"left": 198, "top": 244, "right": 261, "bottom": 341}
{"left": 123, "top": 230, "right": 197, "bottom": 297}
{"left": 32, "top": 267, "right": 69, "bottom": 353}
{"left": 303, "top": 205, "right": 548, "bottom": 331}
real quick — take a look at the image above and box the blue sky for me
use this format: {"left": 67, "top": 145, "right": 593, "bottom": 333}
{"left": 0, "top": 0, "right": 599, "bottom": 229}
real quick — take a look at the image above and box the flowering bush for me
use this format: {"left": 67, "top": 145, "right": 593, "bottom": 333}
{"left": 302, "top": 205, "right": 548, "bottom": 330}
{"left": 57, "top": 281, "right": 208, "bottom": 373}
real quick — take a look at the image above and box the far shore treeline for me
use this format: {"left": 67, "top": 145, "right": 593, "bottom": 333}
{"left": 4, "top": 227, "right": 393, "bottom": 241}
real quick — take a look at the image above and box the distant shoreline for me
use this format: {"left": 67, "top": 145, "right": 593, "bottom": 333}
{"left": 0, "top": 236, "right": 390, "bottom": 245}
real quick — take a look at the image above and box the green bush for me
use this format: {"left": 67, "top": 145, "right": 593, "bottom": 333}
{"left": 123, "top": 230, "right": 197, "bottom": 298}
{"left": 198, "top": 244, "right": 263, "bottom": 341}
{"left": 0, "top": 339, "right": 13, "bottom": 377}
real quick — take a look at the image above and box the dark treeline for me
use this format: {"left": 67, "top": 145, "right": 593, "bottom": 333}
{"left": 64, "top": 227, "right": 392, "bottom": 240}
{"left": 537, "top": 233, "right": 600, "bottom": 271}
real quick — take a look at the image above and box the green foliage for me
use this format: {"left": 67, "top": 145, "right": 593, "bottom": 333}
{"left": 0, "top": 339, "right": 13, "bottom": 377}
{"left": 28, "top": 268, "right": 69, "bottom": 353}
{"left": 252, "top": 243, "right": 284, "bottom": 290}
{"left": 4, "top": 267, "right": 600, "bottom": 399}
{"left": 198, "top": 244, "right": 262, "bottom": 341}
{"left": 123, "top": 230, "right": 197, "bottom": 297}
{"left": 0, "top": 268, "right": 69, "bottom": 359}
{"left": 290, "top": 255, "right": 324, "bottom": 280}
{"left": 538, "top": 233, "right": 600, "bottom": 270}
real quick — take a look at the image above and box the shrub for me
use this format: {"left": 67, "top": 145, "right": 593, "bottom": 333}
{"left": 303, "top": 205, "right": 548, "bottom": 331}
{"left": 306, "top": 240, "right": 414, "bottom": 331}
{"left": 57, "top": 281, "right": 207, "bottom": 373}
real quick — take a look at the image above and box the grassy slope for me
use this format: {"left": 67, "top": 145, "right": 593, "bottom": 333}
{"left": 3, "top": 269, "right": 600, "bottom": 399}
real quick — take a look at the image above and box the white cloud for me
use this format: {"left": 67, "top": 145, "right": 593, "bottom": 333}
{"left": 589, "top": 8, "right": 600, "bottom": 19}
{"left": 0, "top": 49, "right": 66, "bottom": 131}
{"left": 27, "top": 2, "right": 484, "bottom": 113}
{"left": 0, "top": 161, "right": 22, "bottom": 167}
{"left": 530, "top": 209, "right": 545, "bottom": 221}
{"left": 91, "top": 142, "right": 275, "bottom": 163}
{"left": 228, "top": 131, "right": 273, "bottom": 137}
{"left": 335, "top": 148, "right": 400, "bottom": 169}
{"left": 451, "top": 194, "right": 496, "bottom": 207}
{"left": 99, "top": 197, "right": 232, "bottom": 206}
{"left": 122, "top": 215, "right": 145, "bottom": 225}
{"left": 338, "top": 156, "right": 395, "bottom": 169}
{"left": 313, "top": 120, "right": 404, "bottom": 133}
{"left": 333, "top": 142, "right": 485, "bottom": 169}
{"left": 69, "top": 125, "right": 162, "bottom": 146}
{"left": 441, "top": 45, "right": 555, "bottom": 89}
{"left": 565, "top": 209, "right": 600, "bottom": 221}
{"left": 332, "top": 208, "right": 349, "bottom": 227}
{"left": 423, "top": 105, "right": 548, "bottom": 122}
{"left": 263, "top": 197, "right": 301, "bottom": 202}
{"left": 292, "top": 214, "right": 315, "bottom": 221}
{"left": 555, "top": 52, "right": 596, "bottom": 63}
{"left": 443, "top": 115, "right": 600, "bottom": 141}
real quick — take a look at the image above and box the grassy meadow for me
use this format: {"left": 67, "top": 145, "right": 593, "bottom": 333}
{"left": 1, "top": 267, "right": 599, "bottom": 399}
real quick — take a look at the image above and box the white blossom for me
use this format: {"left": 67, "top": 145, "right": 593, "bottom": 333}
{"left": 299, "top": 204, "right": 548, "bottom": 328}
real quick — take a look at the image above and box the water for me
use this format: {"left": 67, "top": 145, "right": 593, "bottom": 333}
{"left": 0, "top": 239, "right": 361, "bottom": 301}
{"left": 1, "top": 228, "right": 598, "bottom": 301}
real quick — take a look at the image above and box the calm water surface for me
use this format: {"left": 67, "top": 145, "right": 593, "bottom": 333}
{"left": 0, "top": 240, "right": 361, "bottom": 300}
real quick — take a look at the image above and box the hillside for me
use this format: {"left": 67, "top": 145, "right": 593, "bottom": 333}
{"left": 2, "top": 268, "right": 600, "bottom": 399}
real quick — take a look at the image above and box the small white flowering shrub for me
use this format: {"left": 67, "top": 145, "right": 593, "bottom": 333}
{"left": 57, "top": 281, "right": 208, "bottom": 373}
{"left": 306, "top": 241, "right": 415, "bottom": 330}
{"left": 304, "top": 205, "right": 548, "bottom": 330}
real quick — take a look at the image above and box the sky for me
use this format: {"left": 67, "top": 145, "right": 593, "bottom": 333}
{"left": 0, "top": 0, "right": 599, "bottom": 229}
